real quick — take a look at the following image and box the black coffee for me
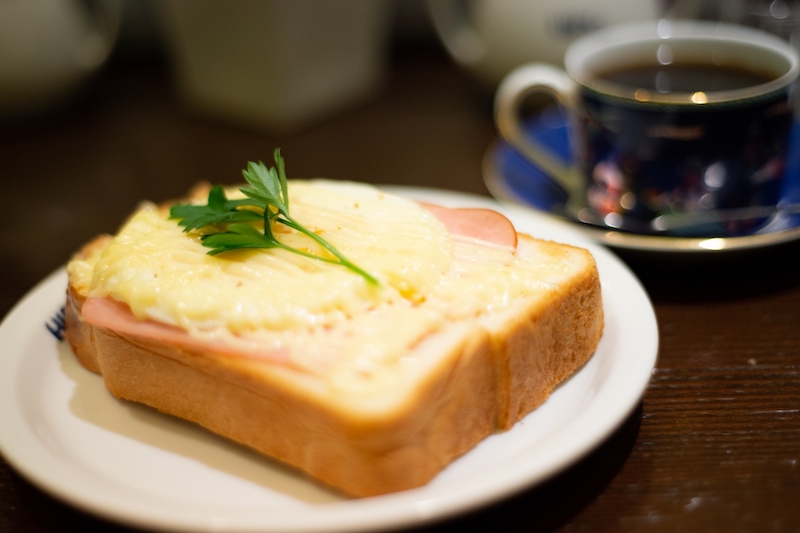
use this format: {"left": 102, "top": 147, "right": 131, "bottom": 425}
{"left": 599, "top": 63, "right": 776, "bottom": 93}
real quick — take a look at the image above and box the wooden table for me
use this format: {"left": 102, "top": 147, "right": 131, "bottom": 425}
{"left": 1, "top": 46, "right": 799, "bottom": 533}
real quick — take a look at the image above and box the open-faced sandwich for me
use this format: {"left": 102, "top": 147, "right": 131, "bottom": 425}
{"left": 64, "top": 150, "right": 603, "bottom": 497}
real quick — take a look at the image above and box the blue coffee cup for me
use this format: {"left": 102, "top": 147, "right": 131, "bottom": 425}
{"left": 495, "top": 20, "right": 800, "bottom": 235}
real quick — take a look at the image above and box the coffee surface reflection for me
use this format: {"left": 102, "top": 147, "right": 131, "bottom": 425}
{"left": 599, "top": 63, "right": 776, "bottom": 93}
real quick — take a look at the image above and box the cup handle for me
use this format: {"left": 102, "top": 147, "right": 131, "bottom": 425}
{"left": 494, "top": 64, "right": 585, "bottom": 211}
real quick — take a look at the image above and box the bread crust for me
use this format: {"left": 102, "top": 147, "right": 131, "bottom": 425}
{"left": 64, "top": 234, "right": 112, "bottom": 374}
{"left": 64, "top": 231, "right": 603, "bottom": 497}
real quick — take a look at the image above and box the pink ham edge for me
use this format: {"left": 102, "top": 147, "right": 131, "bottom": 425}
{"left": 80, "top": 202, "right": 519, "bottom": 362}
{"left": 419, "top": 203, "right": 518, "bottom": 249}
{"left": 81, "top": 297, "right": 292, "bottom": 364}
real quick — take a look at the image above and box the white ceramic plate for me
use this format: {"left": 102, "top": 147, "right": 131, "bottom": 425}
{"left": 0, "top": 187, "right": 658, "bottom": 533}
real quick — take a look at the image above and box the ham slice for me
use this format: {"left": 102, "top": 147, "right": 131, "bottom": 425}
{"left": 81, "top": 297, "right": 292, "bottom": 362}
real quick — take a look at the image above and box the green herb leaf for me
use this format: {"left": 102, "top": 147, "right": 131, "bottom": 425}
{"left": 169, "top": 151, "right": 379, "bottom": 285}
{"left": 201, "top": 223, "right": 279, "bottom": 255}
{"left": 169, "top": 185, "right": 262, "bottom": 231}
{"left": 241, "top": 164, "right": 282, "bottom": 216}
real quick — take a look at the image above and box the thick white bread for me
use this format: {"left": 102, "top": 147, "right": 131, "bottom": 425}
{"left": 64, "top": 197, "right": 603, "bottom": 497}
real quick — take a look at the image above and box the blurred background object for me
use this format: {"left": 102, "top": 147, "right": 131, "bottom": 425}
{"left": 0, "top": 0, "right": 121, "bottom": 119}
{"left": 154, "top": 0, "right": 392, "bottom": 133}
{"left": 8, "top": 1, "right": 800, "bottom": 133}
{"left": 666, "top": 0, "right": 800, "bottom": 44}
{"left": 723, "top": 0, "right": 800, "bottom": 46}
{"left": 426, "top": 0, "right": 662, "bottom": 89}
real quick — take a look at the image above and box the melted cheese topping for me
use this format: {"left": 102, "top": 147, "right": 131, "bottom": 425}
{"left": 82, "top": 180, "right": 573, "bottom": 388}
{"left": 90, "top": 180, "right": 452, "bottom": 329}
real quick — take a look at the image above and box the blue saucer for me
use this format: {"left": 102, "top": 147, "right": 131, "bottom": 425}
{"left": 484, "top": 108, "right": 800, "bottom": 253}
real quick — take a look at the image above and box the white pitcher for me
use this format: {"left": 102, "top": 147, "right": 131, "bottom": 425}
{"left": 428, "top": 0, "right": 661, "bottom": 87}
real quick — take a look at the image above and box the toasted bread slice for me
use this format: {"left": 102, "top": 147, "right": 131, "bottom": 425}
{"left": 64, "top": 184, "right": 603, "bottom": 497}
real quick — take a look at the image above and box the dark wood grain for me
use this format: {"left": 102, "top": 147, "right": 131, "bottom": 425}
{"left": 1, "top": 44, "right": 799, "bottom": 533}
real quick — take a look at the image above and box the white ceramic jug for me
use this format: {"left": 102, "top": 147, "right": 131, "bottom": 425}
{"left": 428, "top": 0, "right": 661, "bottom": 87}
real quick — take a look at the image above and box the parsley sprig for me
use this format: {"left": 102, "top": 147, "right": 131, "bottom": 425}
{"left": 169, "top": 150, "right": 379, "bottom": 285}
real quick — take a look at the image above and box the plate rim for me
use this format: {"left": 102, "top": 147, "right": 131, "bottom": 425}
{"left": 0, "top": 186, "right": 659, "bottom": 532}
